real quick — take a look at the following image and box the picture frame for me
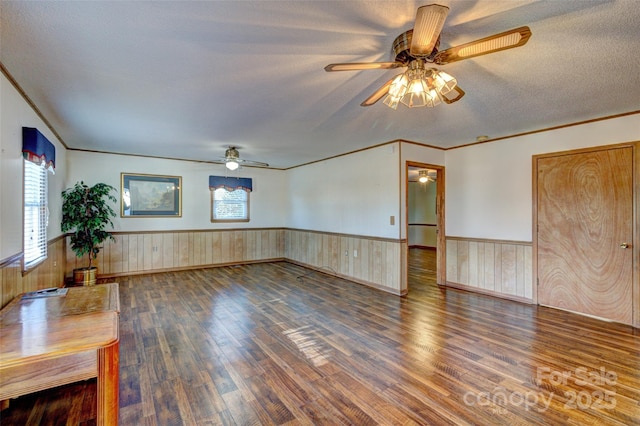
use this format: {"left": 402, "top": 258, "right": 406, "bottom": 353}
{"left": 121, "top": 173, "right": 182, "bottom": 217}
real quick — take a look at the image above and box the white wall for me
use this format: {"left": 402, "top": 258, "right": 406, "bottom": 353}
{"left": 0, "top": 73, "right": 67, "bottom": 260}
{"left": 67, "top": 151, "right": 287, "bottom": 232}
{"left": 286, "top": 143, "right": 400, "bottom": 239}
{"left": 445, "top": 114, "right": 640, "bottom": 241}
{"left": 400, "top": 141, "right": 446, "bottom": 165}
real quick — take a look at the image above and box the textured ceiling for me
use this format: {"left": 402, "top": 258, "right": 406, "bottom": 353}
{"left": 2, "top": 1, "right": 639, "bottom": 169}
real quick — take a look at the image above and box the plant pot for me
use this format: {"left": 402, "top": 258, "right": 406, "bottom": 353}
{"left": 73, "top": 267, "right": 97, "bottom": 286}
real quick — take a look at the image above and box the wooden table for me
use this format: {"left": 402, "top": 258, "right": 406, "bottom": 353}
{"left": 0, "top": 284, "right": 120, "bottom": 425}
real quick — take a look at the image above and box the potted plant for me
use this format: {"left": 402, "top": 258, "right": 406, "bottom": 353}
{"left": 61, "top": 181, "right": 117, "bottom": 285}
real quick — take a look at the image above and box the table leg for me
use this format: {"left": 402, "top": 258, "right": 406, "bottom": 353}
{"left": 97, "top": 340, "right": 119, "bottom": 425}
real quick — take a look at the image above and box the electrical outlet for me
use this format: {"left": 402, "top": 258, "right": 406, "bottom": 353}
{"left": 353, "top": 249, "right": 358, "bottom": 258}
{"left": 390, "top": 215, "right": 395, "bottom": 225}
{"left": 345, "top": 250, "right": 348, "bottom": 257}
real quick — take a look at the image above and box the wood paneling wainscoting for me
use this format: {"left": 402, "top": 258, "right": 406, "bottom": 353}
{"left": 67, "top": 228, "right": 286, "bottom": 278}
{"left": 2, "top": 227, "right": 407, "bottom": 307}
{"left": 446, "top": 236, "right": 533, "bottom": 303}
{"left": 0, "top": 236, "right": 67, "bottom": 309}
{"left": 65, "top": 228, "right": 405, "bottom": 295}
{"left": 285, "top": 229, "right": 406, "bottom": 295}
{"left": 3, "top": 231, "right": 544, "bottom": 309}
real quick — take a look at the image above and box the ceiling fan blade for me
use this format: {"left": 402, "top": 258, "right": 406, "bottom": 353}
{"left": 442, "top": 85, "right": 465, "bottom": 104}
{"left": 240, "top": 159, "right": 269, "bottom": 167}
{"left": 360, "top": 76, "right": 398, "bottom": 107}
{"left": 434, "top": 26, "right": 532, "bottom": 65}
{"left": 324, "top": 62, "right": 402, "bottom": 72}
{"left": 410, "top": 4, "right": 449, "bottom": 57}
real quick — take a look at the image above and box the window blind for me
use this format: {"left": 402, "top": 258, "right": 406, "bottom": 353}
{"left": 212, "top": 188, "right": 249, "bottom": 221}
{"left": 24, "top": 160, "right": 48, "bottom": 268}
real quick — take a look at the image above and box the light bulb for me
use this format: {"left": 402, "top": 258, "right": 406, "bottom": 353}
{"left": 418, "top": 170, "right": 430, "bottom": 183}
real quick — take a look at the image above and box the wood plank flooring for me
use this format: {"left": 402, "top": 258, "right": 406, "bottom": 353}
{"left": 408, "top": 247, "right": 437, "bottom": 279}
{"left": 2, "top": 250, "right": 639, "bottom": 425}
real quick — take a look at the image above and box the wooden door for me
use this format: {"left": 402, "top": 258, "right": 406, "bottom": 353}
{"left": 536, "top": 146, "right": 633, "bottom": 324}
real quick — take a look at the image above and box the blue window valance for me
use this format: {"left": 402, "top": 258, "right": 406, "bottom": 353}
{"left": 209, "top": 176, "right": 252, "bottom": 192}
{"left": 22, "top": 127, "right": 56, "bottom": 173}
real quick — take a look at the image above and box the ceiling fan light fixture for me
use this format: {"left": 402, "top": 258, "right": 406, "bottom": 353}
{"left": 389, "top": 74, "right": 409, "bottom": 97}
{"left": 431, "top": 69, "right": 457, "bottom": 95}
{"left": 325, "top": 5, "right": 531, "bottom": 109}
{"left": 383, "top": 74, "right": 409, "bottom": 109}
{"left": 402, "top": 78, "right": 439, "bottom": 108}
{"left": 383, "top": 61, "right": 455, "bottom": 109}
{"left": 404, "top": 77, "right": 429, "bottom": 107}
{"left": 224, "top": 146, "right": 241, "bottom": 170}
{"left": 215, "top": 146, "right": 268, "bottom": 169}
{"left": 383, "top": 94, "right": 401, "bottom": 110}
{"left": 418, "top": 170, "right": 432, "bottom": 183}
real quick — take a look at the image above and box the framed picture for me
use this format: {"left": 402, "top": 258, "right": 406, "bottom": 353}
{"left": 121, "top": 173, "right": 182, "bottom": 217}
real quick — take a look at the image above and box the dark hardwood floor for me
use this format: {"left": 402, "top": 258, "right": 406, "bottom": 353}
{"left": 2, "top": 250, "right": 639, "bottom": 425}
{"left": 408, "top": 247, "right": 437, "bottom": 283}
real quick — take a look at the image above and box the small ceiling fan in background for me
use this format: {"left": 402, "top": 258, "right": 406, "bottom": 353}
{"left": 418, "top": 169, "right": 436, "bottom": 183}
{"left": 212, "top": 146, "right": 269, "bottom": 170}
{"left": 325, "top": 4, "right": 531, "bottom": 109}
{"left": 409, "top": 168, "right": 437, "bottom": 182}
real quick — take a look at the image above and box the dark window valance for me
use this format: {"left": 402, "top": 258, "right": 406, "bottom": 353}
{"left": 209, "top": 176, "right": 252, "bottom": 192}
{"left": 22, "top": 127, "right": 56, "bottom": 173}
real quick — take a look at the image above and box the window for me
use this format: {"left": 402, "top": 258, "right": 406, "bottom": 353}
{"left": 209, "top": 175, "right": 253, "bottom": 223}
{"left": 23, "top": 159, "right": 48, "bottom": 269}
{"left": 211, "top": 187, "right": 250, "bottom": 222}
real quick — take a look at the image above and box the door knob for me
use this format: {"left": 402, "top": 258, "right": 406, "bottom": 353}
{"left": 620, "top": 242, "right": 630, "bottom": 249}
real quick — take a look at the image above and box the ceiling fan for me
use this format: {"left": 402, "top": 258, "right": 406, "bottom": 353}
{"left": 418, "top": 169, "right": 437, "bottom": 183}
{"left": 213, "top": 146, "right": 269, "bottom": 170}
{"left": 325, "top": 4, "right": 531, "bottom": 108}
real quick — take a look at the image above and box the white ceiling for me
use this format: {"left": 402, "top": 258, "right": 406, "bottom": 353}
{"left": 2, "top": 1, "right": 639, "bottom": 169}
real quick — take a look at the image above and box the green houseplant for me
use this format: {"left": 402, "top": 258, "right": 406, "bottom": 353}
{"left": 61, "top": 181, "right": 117, "bottom": 285}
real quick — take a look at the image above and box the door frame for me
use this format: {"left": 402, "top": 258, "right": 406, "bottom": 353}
{"left": 406, "top": 161, "right": 446, "bottom": 288}
{"left": 532, "top": 141, "right": 640, "bottom": 327}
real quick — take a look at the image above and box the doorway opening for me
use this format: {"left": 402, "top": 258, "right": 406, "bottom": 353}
{"left": 406, "top": 162, "right": 445, "bottom": 292}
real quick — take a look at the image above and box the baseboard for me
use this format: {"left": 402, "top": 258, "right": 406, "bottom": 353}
{"left": 445, "top": 281, "right": 534, "bottom": 304}
{"left": 286, "top": 260, "right": 405, "bottom": 296}
{"left": 96, "top": 258, "right": 286, "bottom": 279}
